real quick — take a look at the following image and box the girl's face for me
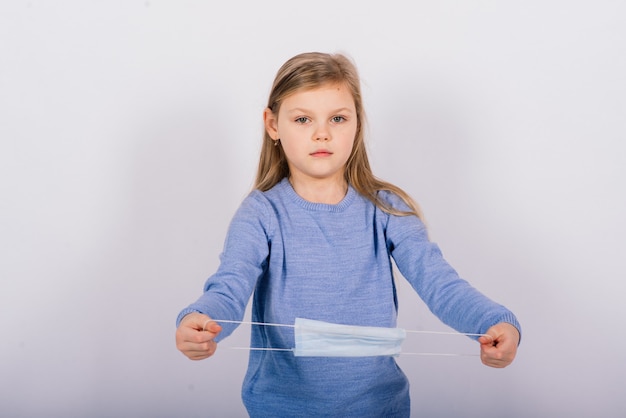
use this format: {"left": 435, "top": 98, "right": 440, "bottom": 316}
{"left": 264, "top": 83, "right": 357, "bottom": 189}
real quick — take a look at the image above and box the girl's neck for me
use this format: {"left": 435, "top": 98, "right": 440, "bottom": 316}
{"left": 288, "top": 176, "right": 348, "bottom": 204}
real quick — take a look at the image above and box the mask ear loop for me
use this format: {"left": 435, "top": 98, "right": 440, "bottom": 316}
{"left": 204, "top": 319, "right": 296, "bottom": 353}
{"left": 399, "top": 329, "right": 490, "bottom": 356}
{"left": 405, "top": 329, "right": 489, "bottom": 337}
{"left": 205, "top": 319, "right": 296, "bottom": 329}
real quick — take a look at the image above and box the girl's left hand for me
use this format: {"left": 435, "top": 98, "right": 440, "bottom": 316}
{"left": 477, "top": 322, "right": 520, "bottom": 368}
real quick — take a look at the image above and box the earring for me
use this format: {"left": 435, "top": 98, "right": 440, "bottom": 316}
{"left": 274, "top": 139, "right": 280, "bottom": 147}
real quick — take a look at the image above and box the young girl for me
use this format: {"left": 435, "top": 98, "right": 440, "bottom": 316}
{"left": 176, "top": 52, "right": 521, "bottom": 417}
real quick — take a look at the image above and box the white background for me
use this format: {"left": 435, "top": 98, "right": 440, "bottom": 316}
{"left": 1, "top": 1, "right": 625, "bottom": 417}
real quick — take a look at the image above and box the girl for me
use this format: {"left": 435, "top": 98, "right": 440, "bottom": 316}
{"left": 176, "top": 52, "right": 520, "bottom": 417}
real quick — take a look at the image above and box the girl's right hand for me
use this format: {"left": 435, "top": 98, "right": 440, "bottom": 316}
{"left": 175, "top": 312, "right": 222, "bottom": 360}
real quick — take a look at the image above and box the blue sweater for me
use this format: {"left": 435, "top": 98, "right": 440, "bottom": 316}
{"left": 177, "top": 178, "right": 520, "bottom": 417}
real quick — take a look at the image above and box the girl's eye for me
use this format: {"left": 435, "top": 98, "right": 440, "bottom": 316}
{"left": 295, "top": 117, "right": 309, "bottom": 124}
{"left": 332, "top": 116, "right": 346, "bottom": 123}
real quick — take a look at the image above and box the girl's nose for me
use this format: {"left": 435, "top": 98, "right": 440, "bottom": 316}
{"left": 314, "top": 123, "right": 330, "bottom": 141}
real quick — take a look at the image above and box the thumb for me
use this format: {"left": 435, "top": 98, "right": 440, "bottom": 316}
{"left": 180, "top": 313, "right": 222, "bottom": 335}
{"left": 203, "top": 319, "right": 223, "bottom": 334}
{"left": 478, "top": 334, "right": 495, "bottom": 346}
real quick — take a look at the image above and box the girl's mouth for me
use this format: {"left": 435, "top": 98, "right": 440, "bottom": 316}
{"left": 310, "top": 150, "right": 332, "bottom": 157}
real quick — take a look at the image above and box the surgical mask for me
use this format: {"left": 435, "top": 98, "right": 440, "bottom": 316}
{"left": 293, "top": 317, "right": 406, "bottom": 357}
{"left": 209, "top": 318, "right": 481, "bottom": 357}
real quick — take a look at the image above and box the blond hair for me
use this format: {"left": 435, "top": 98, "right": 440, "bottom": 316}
{"left": 255, "top": 52, "right": 422, "bottom": 219}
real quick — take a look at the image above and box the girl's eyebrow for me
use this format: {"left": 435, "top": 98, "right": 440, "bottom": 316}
{"left": 286, "top": 107, "right": 354, "bottom": 114}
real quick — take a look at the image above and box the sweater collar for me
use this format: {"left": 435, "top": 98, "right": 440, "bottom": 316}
{"left": 279, "top": 177, "right": 356, "bottom": 212}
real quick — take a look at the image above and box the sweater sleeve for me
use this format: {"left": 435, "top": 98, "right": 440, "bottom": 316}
{"left": 176, "top": 191, "right": 272, "bottom": 341}
{"left": 381, "top": 193, "right": 521, "bottom": 339}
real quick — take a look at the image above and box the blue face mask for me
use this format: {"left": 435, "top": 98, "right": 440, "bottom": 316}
{"left": 293, "top": 317, "right": 406, "bottom": 357}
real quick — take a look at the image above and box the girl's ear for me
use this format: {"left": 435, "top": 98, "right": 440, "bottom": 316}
{"left": 263, "top": 107, "right": 279, "bottom": 139}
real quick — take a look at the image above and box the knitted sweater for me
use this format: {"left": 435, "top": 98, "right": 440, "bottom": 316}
{"left": 177, "top": 178, "right": 520, "bottom": 417}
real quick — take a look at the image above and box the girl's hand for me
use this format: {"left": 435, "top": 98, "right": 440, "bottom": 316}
{"left": 477, "top": 322, "right": 520, "bottom": 368}
{"left": 175, "top": 312, "right": 222, "bottom": 360}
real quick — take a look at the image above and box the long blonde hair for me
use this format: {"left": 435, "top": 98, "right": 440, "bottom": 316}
{"left": 255, "top": 52, "right": 422, "bottom": 219}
